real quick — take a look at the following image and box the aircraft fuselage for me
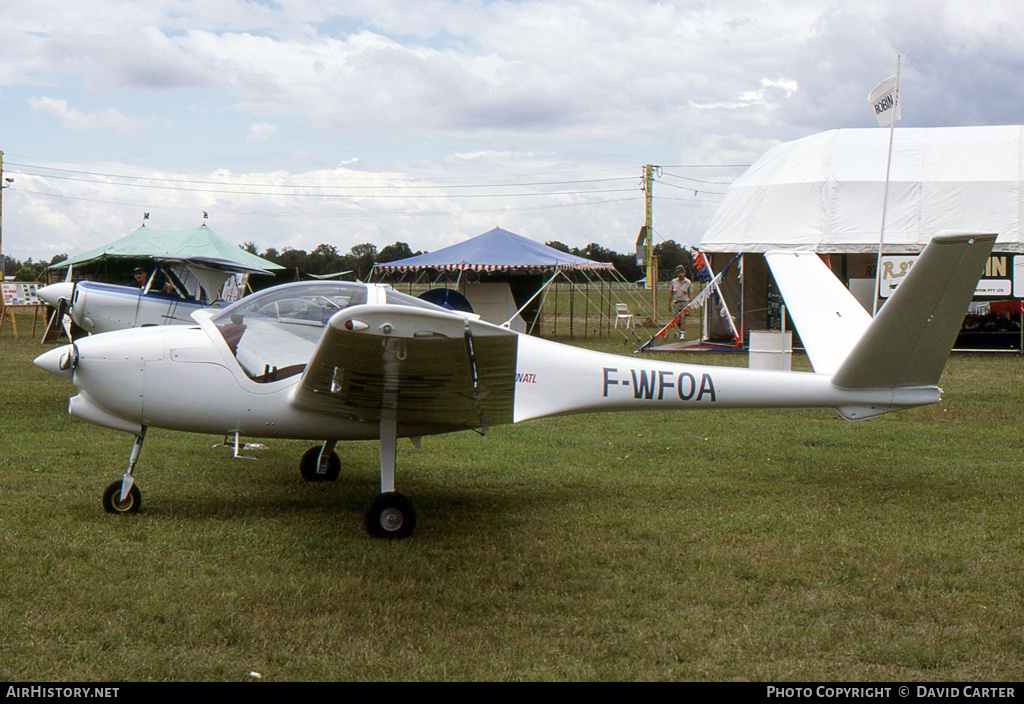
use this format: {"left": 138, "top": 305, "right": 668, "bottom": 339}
{"left": 36, "top": 311, "right": 938, "bottom": 444}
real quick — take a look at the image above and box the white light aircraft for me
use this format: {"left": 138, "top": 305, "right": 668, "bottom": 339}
{"left": 34, "top": 233, "right": 995, "bottom": 539}
{"left": 37, "top": 256, "right": 270, "bottom": 337}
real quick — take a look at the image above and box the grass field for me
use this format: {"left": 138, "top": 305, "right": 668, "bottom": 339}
{"left": 1, "top": 322, "right": 1022, "bottom": 681}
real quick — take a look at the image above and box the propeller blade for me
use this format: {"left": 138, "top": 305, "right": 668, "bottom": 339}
{"left": 58, "top": 343, "right": 79, "bottom": 372}
{"left": 61, "top": 307, "right": 74, "bottom": 340}
{"left": 41, "top": 297, "right": 70, "bottom": 343}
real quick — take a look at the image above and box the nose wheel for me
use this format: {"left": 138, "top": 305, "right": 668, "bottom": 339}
{"left": 299, "top": 443, "right": 341, "bottom": 482}
{"left": 103, "top": 428, "right": 146, "bottom": 514}
{"left": 102, "top": 478, "right": 141, "bottom": 514}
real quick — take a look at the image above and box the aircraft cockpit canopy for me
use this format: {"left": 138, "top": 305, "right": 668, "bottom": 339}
{"left": 209, "top": 282, "right": 448, "bottom": 382}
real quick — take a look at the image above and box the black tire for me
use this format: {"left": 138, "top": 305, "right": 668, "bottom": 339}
{"left": 299, "top": 446, "right": 341, "bottom": 482}
{"left": 102, "top": 479, "right": 141, "bottom": 514}
{"left": 365, "top": 492, "right": 416, "bottom": 539}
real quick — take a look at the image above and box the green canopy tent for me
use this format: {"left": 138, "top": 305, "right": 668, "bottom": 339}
{"left": 47, "top": 223, "right": 282, "bottom": 303}
{"left": 48, "top": 224, "right": 281, "bottom": 274}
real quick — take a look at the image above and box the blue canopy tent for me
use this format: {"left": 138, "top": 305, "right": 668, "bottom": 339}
{"left": 373, "top": 227, "right": 644, "bottom": 338}
{"left": 373, "top": 227, "right": 614, "bottom": 273}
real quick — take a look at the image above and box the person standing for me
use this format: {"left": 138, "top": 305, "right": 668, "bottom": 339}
{"left": 668, "top": 266, "right": 692, "bottom": 339}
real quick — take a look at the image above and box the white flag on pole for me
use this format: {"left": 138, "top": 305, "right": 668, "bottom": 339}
{"left": 868, "top": 74, "right": 901, "bottom": 127}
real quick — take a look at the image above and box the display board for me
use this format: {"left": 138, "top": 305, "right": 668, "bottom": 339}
{"left": 1, "top": 282, "right": 42, "bottom": 306}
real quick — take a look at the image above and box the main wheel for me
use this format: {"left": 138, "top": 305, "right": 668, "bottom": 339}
{"left": 365, "top": 492, "right": 417, "bottom": 539}
{"left": 299, "top": 446, "right": 341, "bottom": 482}
{"left": 102, "top": 479, "right": 141, "bottom": 514}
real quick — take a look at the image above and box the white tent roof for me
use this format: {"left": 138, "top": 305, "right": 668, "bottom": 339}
{"left": 700, "top": 126, "right": 1024, "bottom": 254}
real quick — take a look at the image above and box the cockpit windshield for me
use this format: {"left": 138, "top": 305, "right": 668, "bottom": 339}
{"left": 209, "top": 282, "right": 450, "bottom": 382}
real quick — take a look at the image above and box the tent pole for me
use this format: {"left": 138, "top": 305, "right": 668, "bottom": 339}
{"left": 527, "top": 273, "right": 558, "bottom": 336}
{"left": 504, "top": 268, "right": 561, "bottom": 331}
{"left": 740, "top": 254, "right": 745, "bottom": 346}
{"left": 553, "top": 279, "right": 558, "bottom": 336}
{"left": 569, "top": 275, "right": 575, "bottom": 339}
{"left": 598, "top": 278, "right": 606, "bottom": 337}
{"left": 584, "top": 279, "right": 589, "bottom": 340}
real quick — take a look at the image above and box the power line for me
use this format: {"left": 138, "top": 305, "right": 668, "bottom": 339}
{"left": 6, "top": 154, "right": 731, "bottom": 226}
{"left": 3, "top": 152, "right": 642, "bottom": 181}
{"left": 660, "top": 171, "right": 736, "bottom": 187}
{"left": 9, "top": 165, "right": 646, "bottom": 202}
{"left": 10, "top": 171, "right": 641, "bottom": 198}
{"left": 656, "top": 180, "right": 727, "bottom": 196}
{"left": 8, "top": 161, "right": 641, "bottom": 191}
{"left": 658, "top": 163, "right": 750, "bottom": 168}
{"left": 12, "top": 184, "right": 644, "bottom": 217}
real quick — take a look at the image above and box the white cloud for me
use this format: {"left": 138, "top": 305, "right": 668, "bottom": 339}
{"left": 5, "top": 0, "right": 1024, "bottom": 263}
{"left": 246, "top": 122, "right": 280, "bottom": 143}
{"left": 27, "top": 97, "right": 167, "bottom": 134}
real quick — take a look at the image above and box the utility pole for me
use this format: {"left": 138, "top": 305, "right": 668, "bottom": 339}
{"left": 641, "top": 164, "right": 661, "bottom": 317}
{"left": 643, "top": 164, "right": 654, "bottom": 288}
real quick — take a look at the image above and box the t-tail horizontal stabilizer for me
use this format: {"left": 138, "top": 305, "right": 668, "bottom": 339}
{"left": 766, "top": 232, "right": 995, "bottom": 420}
{"left": 831, "top": 232, "right": 996, "bottom": 393}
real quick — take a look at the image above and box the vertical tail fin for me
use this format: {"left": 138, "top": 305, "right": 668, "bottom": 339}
{"left": 831, "top": 232, "right": 996, "bottom": 389}
{"left": 764, "top": 251, "right": 872, "bottom": 375}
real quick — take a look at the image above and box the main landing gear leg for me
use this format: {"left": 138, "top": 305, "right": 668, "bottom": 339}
{"left": 364, "top": 410, "right": 416, "bottom": 539}
{"left": 102, "top": 426, "right": 146, "bottom": 514}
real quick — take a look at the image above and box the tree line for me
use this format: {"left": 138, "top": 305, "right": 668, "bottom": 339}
{"left": 241, "top": 241, "right": 421, "bottom": 281}
{"left": 3, "top": 254, "right": 68, "bottom": 282}
{"left": 243, "top": 239, "right": 697, "bottom": 282}
{"left": 6, "top": 238, "right": 697, "bottom": 283}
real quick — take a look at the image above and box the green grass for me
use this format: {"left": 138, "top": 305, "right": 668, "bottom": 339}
{"left": 1, "top": 325, "right": 1023, "bottom": 681}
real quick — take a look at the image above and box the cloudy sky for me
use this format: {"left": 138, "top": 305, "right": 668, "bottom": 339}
{"left": 1, "top": 0, "right": 1022, "bottom": 264}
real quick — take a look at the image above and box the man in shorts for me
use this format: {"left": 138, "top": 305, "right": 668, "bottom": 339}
{"left": 669, "top": 266, "right": 692, "bottom": 339}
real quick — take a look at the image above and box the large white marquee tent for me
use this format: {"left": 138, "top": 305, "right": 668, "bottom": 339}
{"left": 696, "top": 126, "right": 1024, "bottom": 349}
{"left": 701, "top": 125, "right": 1024, "bottom": 254}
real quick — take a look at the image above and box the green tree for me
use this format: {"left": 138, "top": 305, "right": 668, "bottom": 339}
{"left": 276, "top": 248, "right": 309, "bottom": 271}
{"left": 653, "top": 240, "right": 694, "bottom": 280}
{"left": 14, "top": 261, "right": 44, "bottom": 281}
{"left": 377, "top": 242, "right": 419, "bottom": 263}
{"left": 308, "top": 244, "right": 344, "bottom": 275}
{"left": 349, "top": 243, "right": 378, "bottom": 280}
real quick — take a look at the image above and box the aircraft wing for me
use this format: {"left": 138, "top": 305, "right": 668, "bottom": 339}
{"left": 292, "top": 304, "right": 518, "bottom": 431}
{"left": 150, "top": 255, "right": 271, "bottom": 276}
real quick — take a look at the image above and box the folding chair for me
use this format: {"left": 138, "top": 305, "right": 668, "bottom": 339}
{"left": 614, "top": 303, "right": 634, "bottom": 329}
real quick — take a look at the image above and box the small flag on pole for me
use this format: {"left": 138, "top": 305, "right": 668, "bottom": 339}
{"left": 692, "top": 250, "right": 711, "bottom": 283}
{"left": 868, "top": 74, "right": 901, "bottom": 127}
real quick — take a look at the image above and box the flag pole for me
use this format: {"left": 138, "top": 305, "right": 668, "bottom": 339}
{"left": 872, "top": 54, "right": 900, "bottom": 316}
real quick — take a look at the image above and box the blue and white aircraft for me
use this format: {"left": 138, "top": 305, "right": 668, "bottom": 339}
{"left": 37, "top": 256, "right": 269, "bottom": 337}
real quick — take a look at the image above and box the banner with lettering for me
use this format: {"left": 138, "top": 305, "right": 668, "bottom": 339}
{"left": 868, "top": 74, "right": 901, "bottom": 127}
